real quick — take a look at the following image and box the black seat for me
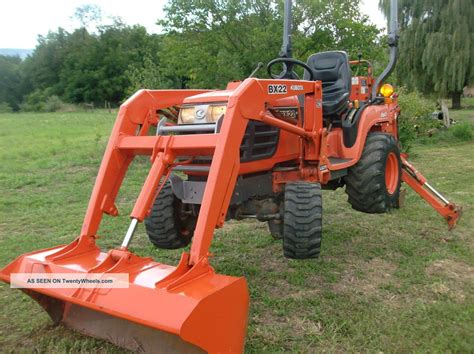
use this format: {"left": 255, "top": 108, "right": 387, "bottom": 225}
{"left": 304, "top": 51, "right": 352, "bottom": 116}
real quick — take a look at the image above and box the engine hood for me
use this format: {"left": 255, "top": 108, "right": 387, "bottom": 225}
{"left": 182, "top": 81, "right": 299, "bottom": 109}
{"left": 183, "top": 82, "right": 242, "bottom": 105}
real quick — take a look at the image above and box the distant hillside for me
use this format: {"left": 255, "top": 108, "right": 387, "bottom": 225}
{"left": 0, "top": 48, "right": 34, "bottom": 59}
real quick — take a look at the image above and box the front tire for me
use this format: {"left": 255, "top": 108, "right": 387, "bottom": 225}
{"left": 268, "top": 220, "right": 283, "bottom": 239}
{"left": 282, "top": 183, "right": 323, "bottom": 259}
{"left": 144, "top": 181, "right": 196, "bottom": 249}
{"left": 344, "top": 133, "right": 401, "bottom": 213}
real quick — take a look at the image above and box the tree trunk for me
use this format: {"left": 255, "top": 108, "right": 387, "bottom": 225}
{"left": 441, "top": 101, "right": 450, "bottom": 127}
{"left": 452, "top": 92, "right": 462, "bottom": 109}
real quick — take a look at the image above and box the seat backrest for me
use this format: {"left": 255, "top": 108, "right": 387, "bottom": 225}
{"left": 304, "top": 51, "right": 352, "bottom": 116}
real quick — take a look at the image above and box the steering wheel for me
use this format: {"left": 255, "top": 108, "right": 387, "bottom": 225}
{"left": 267, "top": 57, "right": 315, "bottom": 81}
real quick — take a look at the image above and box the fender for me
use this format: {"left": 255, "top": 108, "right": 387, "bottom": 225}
{"left": 326, "top": 102, "right": 399, "bottom": 171}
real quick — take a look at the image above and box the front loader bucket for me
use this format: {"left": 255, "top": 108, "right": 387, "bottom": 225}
{"left": 0, "top": 239, "right": 249, "bottom": 353}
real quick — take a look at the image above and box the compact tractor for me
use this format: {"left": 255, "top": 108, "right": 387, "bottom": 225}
{"left": 0, "top": 0, "right": 462, "bottom": 352}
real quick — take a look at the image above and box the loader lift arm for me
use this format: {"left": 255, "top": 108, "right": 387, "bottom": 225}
{"left": 401, "top": 155, "right": 462, "bottom": 229}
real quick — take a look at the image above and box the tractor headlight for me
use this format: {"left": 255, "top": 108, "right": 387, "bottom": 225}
{"left": 178, "top": 104, "right": 227, "bottom": 124}
{"left": 209, "top": 105, "right": 227, "bottom": 122}
{"left": 179, "top": 107, "right": 196, "bottom": 124}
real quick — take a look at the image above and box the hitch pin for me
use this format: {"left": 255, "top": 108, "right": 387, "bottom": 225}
{"left": 121, "top": 218, "right": 139, "bottom": 249}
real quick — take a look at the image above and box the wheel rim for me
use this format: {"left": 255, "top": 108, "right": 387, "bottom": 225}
{"left": 385, "top": 152, "right": 399, "bottom": 194}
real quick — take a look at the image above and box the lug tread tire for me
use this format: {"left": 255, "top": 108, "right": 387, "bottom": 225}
{"left": 283, "top": 183, "right": 323, "bottom": 259}
{"left": 268, "top": 220, "right": 283, "bottom": 240}
{"left": 144, "top": 182, "right": 193, "bottom": 249}
{"left": 344, "top": 133, "right": 401, "bottom": 214}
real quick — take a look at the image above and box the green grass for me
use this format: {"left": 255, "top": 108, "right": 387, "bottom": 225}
{"left": 0, "top": 108, "right": 473, "bottom": 352}
{"left": 451, "top": 97, "right": 474, "bottom": 124}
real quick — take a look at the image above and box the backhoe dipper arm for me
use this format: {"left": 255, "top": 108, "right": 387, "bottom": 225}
{"left": 401, "top": 156, "right": 462, "bottom": 229}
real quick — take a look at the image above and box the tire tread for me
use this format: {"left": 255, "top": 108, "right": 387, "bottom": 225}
{"left": 283, "top": 183, "right": 323, "bottom": 259}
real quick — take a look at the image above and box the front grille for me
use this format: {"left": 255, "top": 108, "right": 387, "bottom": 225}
{"left": 172, "top": 121, "right": 279, "bottom": 166}
{"left": 240, "top": 121, "right": 280, "bottom": 162}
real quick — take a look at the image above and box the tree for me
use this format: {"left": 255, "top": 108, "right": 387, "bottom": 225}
{"left": 20, "top": 20, "right": 157, "bottom": 105}
{"left": 21, "top": 29, "right": 70, "bottom": 95}
{"left": 126, "top": 52, "right": 165, "bottom": 94}
{"left": 73, "top": 4, "right": 103, "bottom": 31}
{"left": 7, "top": 1, "right": 384, "bottom": 108}
{"left": 158, "top": 0, "right": 283, "bottom": 88}
{"left": 92, "top": 22, "right": 156, "bottom": 103}
{"left": 158, "top": 0, "right": 382, "bottom": 89}
{"left": 0, "top": 55, "right": 23, "bottom": 111}
{"left": 294, "top": 0, "right": 382, "bottom": 61}
{"left": 380, "top": 0, "right": 474, "bottom": 108}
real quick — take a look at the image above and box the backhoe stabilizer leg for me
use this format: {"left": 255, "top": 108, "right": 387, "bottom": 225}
{"left": 401, "top": 157, "right": 462, "bottom": 229}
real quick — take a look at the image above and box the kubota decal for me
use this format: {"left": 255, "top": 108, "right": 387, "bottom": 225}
{"left": 270, "top": 106, "right": 299, "bottom": 122}
{"left": 290, "top": 85, "right": 304, "bottom": 91}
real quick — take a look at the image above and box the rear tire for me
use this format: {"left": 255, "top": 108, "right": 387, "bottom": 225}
{"left": 283, "top": 183, "right": 323, "bottom": 259}
{"left": 344, "top": 133, "right": 401, "bottom": 213}
{"left": 144, "top": 181, "right": 196, "bottom": 249}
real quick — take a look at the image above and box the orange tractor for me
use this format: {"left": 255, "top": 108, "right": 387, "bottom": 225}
{"left": 0, "top": 0, "right": 462, "bottom": 352}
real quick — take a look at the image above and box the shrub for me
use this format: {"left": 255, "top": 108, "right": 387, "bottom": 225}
{"left": 452, "top": 122, "right": 473, "bottom": 141}
{"left": 20, "top": 89, "right": 49, "bottom": 112}
{"left": 396, "top": 88, "right": 439, "bottom": 151}
{"left": 0, "top": 102, "right": 13, "bottom": 113}
{"left": 20, "top": 90, "right": 77, "bottom": 112}
{"left": 44, "top": 95, "right": 66, "bottom": 112}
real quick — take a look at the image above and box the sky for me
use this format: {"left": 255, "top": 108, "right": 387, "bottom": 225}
{"left": 0, "top": 0, "right": 386, "bottom": 49}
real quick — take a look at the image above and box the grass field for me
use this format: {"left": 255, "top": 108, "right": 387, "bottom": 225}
{"left": 0, "top": 106, "right": 473, "bottom": 352}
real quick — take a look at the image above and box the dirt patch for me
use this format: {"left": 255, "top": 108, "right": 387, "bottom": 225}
{"left": 252, "top": 307, "right": 287, "bottom": 327}
{"left": 286, "top": 287, "right": 324, "bottom": 300}
{"left": 426, "top": 259, "right": 474, "bottom": 283}
{"left": 249, "top": 308, "right": 290, "bottom": 349}
{"left": 266, "top": 278, "right": 293, "bottom": 298}
{"left": 332, "top": 258, "right": 397, "bottom": 296}
{"left": 424, "top": 259, "right": 474, "bottom": 303}
{"left": 287, "top": 316, "right": 324, "bottom": 336}
{"left": 250, "top": 310, "right": 322, "bottom": 351}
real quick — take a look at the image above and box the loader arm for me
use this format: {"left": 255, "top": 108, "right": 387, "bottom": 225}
{"left": 401, "top": 155, "right": 462, "bottom": 229}
{"left": 80, "top": 89, "right": 213, "bottom": 238}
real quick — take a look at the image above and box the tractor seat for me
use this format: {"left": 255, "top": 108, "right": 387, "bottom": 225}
{"left": 304, "top": 51, "right": 352, "bottom": 117}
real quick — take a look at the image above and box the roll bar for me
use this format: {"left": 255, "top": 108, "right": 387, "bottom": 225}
{"left": 279, "top": 0, "right": 292, "bottom": 58}
{"left": 279, "top": 0, "right": 398, "bottom": 99}
{"left": 372, "top": 0, "right": 399, "bottom": 98}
